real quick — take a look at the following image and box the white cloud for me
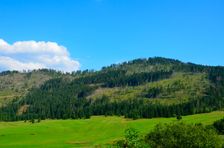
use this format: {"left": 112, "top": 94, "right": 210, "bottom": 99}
{"left": 0, "top": 39, "right": 80, "bottom": 72}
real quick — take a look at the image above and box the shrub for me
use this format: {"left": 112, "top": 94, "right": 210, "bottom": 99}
{"left": 145, "top": 122, "right": 222, "bottom": 148}
{"left": 213, "top": 117, "right": 224, "bottom": 134}
{"left": 114, "top": 128, "right": 149, "bottom": 148}
{"left": 176, "top": 115, "right": 182, "bottom": 120}
{"left": 30, "top": 119, "right": 35, "bottom": 124}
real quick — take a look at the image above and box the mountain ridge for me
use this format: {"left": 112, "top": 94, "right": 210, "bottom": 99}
{"left": 0, "top": 57, "right": 224, "bottom": 121}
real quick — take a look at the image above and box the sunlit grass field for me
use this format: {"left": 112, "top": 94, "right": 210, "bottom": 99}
{"left": 0, "top": 111, "right": 223, "bottom": 147}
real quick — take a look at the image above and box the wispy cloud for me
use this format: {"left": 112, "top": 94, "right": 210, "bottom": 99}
{"left": 0, "top": 39, "right": 80, "bottom": 72}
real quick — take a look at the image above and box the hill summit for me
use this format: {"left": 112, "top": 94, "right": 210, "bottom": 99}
{"left": 0, "top": 57, "right": 224, "bottom": 121}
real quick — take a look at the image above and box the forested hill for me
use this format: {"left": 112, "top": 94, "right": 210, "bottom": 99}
{"left": 0, "top": 57, "right": 224, "bottom": 121}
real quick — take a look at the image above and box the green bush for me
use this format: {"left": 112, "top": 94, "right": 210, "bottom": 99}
{"left": 176, "top": 115, "right": 182, "bottom": 120}
{"left": 37, "top": 118, "right": 41, "bottom": 123}
{"left": 114, "top": 128, "right": 149, "bottom": 148}
{"left": 145, "top": 122, "right": 222, "bottom": 148}
{"left": 30, "top": 119, "right": 35, "bottom": 124}
{"left": 213, "top": 117, "right": 224, "bottom": 134}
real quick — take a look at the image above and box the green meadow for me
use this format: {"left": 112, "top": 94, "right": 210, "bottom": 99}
{"left": 0, "top": 111, "right": 223, "bottom": 148}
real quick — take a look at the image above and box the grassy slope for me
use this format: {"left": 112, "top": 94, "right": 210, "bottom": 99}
{"left": 0, "top": 72, "right": 55, "bottom": 105}
{"left": 88, "top": 73, "right": 209, "bottom": 105}
{"left": 0, "top": 111, "right": 223, "bottom": 148}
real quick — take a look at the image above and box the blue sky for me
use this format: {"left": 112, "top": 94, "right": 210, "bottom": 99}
{"left": 0, "top": 0, "right": 224, "bottom": 71}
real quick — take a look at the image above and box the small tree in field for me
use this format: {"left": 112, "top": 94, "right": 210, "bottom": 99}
{"left": 114, "top": 128, "right": 149, "bottom": 148}
{"left": 30, "top": 118, "right": 35, "bottom": 124}
{"left": 124, "top": 128, "right": 140, "bottom": 147}
{"left": 176, "top": 115, "right": 182, "bottom": 120}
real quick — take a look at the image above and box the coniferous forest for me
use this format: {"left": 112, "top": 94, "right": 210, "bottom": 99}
{"left": 0, "top": 57, "right": 224, "bottom": 121}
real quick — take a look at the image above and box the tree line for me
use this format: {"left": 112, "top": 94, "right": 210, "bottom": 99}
{"left": 0, "top": 57, "right": 224, "bottom": 121}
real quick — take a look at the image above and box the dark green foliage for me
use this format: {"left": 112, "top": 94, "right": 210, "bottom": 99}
{"left": 1, "top": 57, "right": 224, "bottom": 121}
{"left": 144, "top": 87, "right": 161, "bottom": 98}
{"left": 115, "top": 122, "right": 222, "bottom": 148}
{"left": 30, "top": 118, "right": 35, "bottom": 124}
{"left": 18, "top": 78, "right": 95, "bottom": 120}
{"left": 74, "top": 69, "right": 172, "bottom": 87}
{"left": 145, "top": 123, "right": 222, "bottom": 148}
{"left": 213, "top": 117, "right": 224, "bottom": 134}
{"left": 176, "top": 115, "right": 182, "bottom": 120}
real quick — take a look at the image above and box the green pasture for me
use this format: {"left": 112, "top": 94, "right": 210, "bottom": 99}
{"left": 0, "top": 111, "right": 223, "bottom": 147}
